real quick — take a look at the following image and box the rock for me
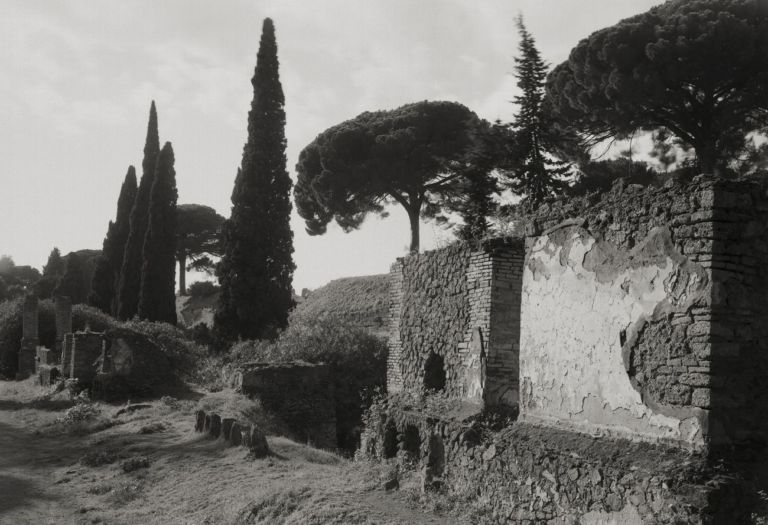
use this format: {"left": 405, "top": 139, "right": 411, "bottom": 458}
{"left": 203, "top": 414, "right": 211, "bottom": 433}
{"left": 208, "top": 414, "right": 221, "bottom": 439}
{"left": 241, "top": 428, "right": 252, "bottom": 448}
{"left": 195, "top": 410, "right": 206, "bottom": 432}
{"left": 482, "top": 443, "right": 496, "bottom": 461}
{"left": 248, "top": 425, "right": 269, "bottom": 457}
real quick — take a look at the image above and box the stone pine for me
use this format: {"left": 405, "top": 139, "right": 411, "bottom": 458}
{"left": 295, "top": 101, "right": 483, "bottom": 254}
{"left": 117, "top": 101, "right": 160, "bottom": 320}
{"left": 89, "top": 166, "right": 138, "bottom": 315}
{"left": 138, "top": 142, "right": 178, "bottom": 324}
{"left": 546, "top": 0, "right": 768, "bottom": 175}
{"left": 215, "top": 18, "right": 295, "bottom": 340}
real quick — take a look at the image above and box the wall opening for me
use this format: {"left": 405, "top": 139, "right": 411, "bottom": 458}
{"left": 383, "top": 420, "right": 398, "bottom": 459}
{"left": 426, "top": 434, "right": 445, "bottom": 478}
{"left": 402, "top": 424, "right": 421, "bottom": 462}
{"left": 423, "top": 353, "right": 446, "bottom": 392}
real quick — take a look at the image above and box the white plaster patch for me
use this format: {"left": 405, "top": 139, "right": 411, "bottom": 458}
{"left": 520, "top": 228, "right": 701, "bottom": 444}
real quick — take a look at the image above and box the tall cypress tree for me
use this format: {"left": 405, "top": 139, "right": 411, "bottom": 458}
{"left": 138, "top": 142, "right": 178, "bottom": 324}
{"left": 506, "top": 16, "right": 569, "bottom": 204}
{"left": 89, "top": 166, "right": 137, "bottom": 314}
{"left": 215, "top": 18, "right": 295, "bottom": 340}
{"left": 117, "top": 101, "right": 160, "bottom": 320}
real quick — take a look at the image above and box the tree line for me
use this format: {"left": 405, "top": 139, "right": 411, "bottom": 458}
{"left": 295, "top": 0, "right": 768, "bottom": 252}
{"left": 7, "top": 0, "right": 766, "bottom": 345}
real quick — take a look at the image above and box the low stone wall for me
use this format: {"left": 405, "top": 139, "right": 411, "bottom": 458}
{"left": 361, "top": 405, "right": 763, "bottom": 523}
{"left": 233, "top": 361, "right": 336, "bottom": 449}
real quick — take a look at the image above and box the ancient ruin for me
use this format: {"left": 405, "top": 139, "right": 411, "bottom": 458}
{"left": 363, "top": 175, "right": 768, "bottom": 522}
{"left": 231, "top": 361, "right": 337, "bottom": 449}
{"left": 19, "top": 296, "right": 172, "bottom": 398}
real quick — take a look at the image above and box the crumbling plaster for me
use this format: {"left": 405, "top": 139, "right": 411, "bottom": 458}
{"left": 520, "top": 223, "right": 709, "bottom": 446}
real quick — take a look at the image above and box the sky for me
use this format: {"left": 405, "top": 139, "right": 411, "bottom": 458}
{"left": 0, "top": 0, "right": 662, "bottom": 291}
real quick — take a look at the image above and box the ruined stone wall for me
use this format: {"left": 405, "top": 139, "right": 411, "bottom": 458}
{"left": 235, "top": 361, "right": 336, "bottom": 449}
{"left": 386, "top": 241, "right": 524, "bottom": 406}
{"left": 69, "top": 331, "right": 106, "bottom": 384}
{"left": 361, "top": 409, "right": 757, "bottom": 523}
{"left": 17, "top": 294, "right": 39, "bottom": 378}
{"left": 519, "top": 175, "right": 768, "bottom": 448}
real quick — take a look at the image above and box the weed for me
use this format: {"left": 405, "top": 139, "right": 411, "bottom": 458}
{"left": 121, "top": 456, "right": 151, "bottom": 473}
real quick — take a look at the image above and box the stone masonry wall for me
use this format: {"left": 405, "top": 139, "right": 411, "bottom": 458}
{"left": 519, "top": 175, "right": 768, "bottom": 448}
{"left": 18, "top": 294, "right": 39, "bottom": 378}
{"left": 69, "top": 331, "right": 106, "bottom": 385}
{"left": 387, "top": 241, "right": 524, "bottom": 407}
{"left": 235, "top": 361, "right": 337, "bottom": 449}
{"left": 361, "top": 408, "right": 757, "bottom": 524}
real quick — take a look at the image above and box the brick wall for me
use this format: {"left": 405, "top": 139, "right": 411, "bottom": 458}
{"left": 387, "top": 240, "right": 524, "bottom": 408}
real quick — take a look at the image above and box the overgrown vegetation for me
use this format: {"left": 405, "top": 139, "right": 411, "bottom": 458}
{"left": 230, "top": 318, "right": 387, "bottom": 451}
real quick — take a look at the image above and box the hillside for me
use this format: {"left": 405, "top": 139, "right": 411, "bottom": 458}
{"left": 291, "top": 274, "right": 390, "bottom": 337}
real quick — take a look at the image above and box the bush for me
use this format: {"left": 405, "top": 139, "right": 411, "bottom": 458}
{"left": 188, "top": 280, "right": 219, "bottom": 298}
{"left": 231, "top": 318, "right": 387, "bottom": 451}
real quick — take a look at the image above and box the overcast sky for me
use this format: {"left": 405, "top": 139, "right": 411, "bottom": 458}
{"left": 0, "top": 0, "right": 661, "bottom": 291}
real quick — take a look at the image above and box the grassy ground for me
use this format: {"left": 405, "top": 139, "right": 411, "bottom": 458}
{"left": 0, "top": 379, "right": 460, "bottom": 525}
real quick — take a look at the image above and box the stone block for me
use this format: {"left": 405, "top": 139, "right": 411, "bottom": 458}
{"left": 222, "top": 418, "right": 235, "bottom": 441}
{"left": 195, "top": 410, "right": 206, "bottom": 432}
{"left": 208, "top": 414, "right": 221, "bottom": 438}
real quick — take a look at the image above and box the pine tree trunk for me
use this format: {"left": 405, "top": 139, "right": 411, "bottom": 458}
{"left": 178, "top": 253, "right": 187, "bottom": 296}
{"left": 407, "top": 205, "right": 420, "bottom": 254}
{"left": 696, "top": 139, "right": 718, "bottom": 176}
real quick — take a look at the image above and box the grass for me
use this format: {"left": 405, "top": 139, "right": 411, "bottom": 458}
{"left": 0, "top": 379, "right": 464, "bottom": 525}
{"left": 291, "top": 274, "right": 389, "bottom": 336}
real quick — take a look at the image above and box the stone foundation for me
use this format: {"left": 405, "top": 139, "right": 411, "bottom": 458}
{"left": 233, "top": 361, "right": 336, "bottom": 449}
{"left": 361, "top": 407, "right": 762, "bottom": 523}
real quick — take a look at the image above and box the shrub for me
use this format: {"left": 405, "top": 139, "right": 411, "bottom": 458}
{"left": 121, "top": 456, "right": 151, "bottom": 473}
{"left": 231, "top": 318, "right": 387, "bottom": 451}
{"left": 188, "top": 280, "right": 220, "bottom": 298}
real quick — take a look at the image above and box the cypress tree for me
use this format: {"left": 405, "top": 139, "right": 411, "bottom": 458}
{"left": 89, "top": 166, "right": 137, "bottom": 314}
{"left": 506, "top": 16, "right": 569, "bottom": 204}
{"left": 138, "top": 142, "right": 178, "bottom": 324}
{"left": 215, "top": 18, "right": 295, "bottom": 340}
{"left": 117, "top": 101, "right": 160, "bottom": 320}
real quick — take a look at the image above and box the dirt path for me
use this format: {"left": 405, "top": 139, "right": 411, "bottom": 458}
{"left": 0, "top": 388, "right": 460, "bottom": 525}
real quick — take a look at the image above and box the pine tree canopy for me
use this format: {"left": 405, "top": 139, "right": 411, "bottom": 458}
{"left": 295, "top": 100, "right": 489, "bottom": 253}
{"left": 215, "top": 18, "right": 295, "bottom": 341}
{"left": 117, "top": 101, "right": 160, "bottom": 320}
{"left": 138, "top": 142, "right": 178, "bottom": 324}
{"left": 546, "top": 0, "right": 768, "bottom": 175}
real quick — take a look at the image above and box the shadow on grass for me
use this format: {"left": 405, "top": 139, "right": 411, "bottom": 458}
{"left": 0, "top": 398, "right": 74, "bottom": 411}
{"left": 0, "top": 474, "right": 59, "bottom": 514}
